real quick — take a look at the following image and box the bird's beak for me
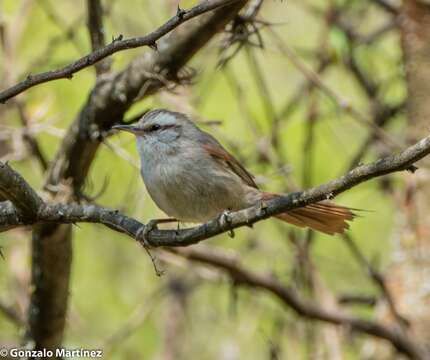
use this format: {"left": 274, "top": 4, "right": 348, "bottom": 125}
{"left": 112, "top": 124, "right": 141, "bottom": 134}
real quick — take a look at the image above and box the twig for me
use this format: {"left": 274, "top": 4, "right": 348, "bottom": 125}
{"left": 344, "top": 103, "right": 404, "bottom": 172}
{"left": 169, "top": 246, "right": 424, "bottom": 359}
{"left": 101, "top": 287, "right": 165, "bottom": 355}
{"left": 16, "top": 101, "right": 49, "bottom": 171}
{"left": 37, "top": 0, "right": 84, "bottom": 55}
{"left": 268, "top": 29, "right": 403, "bottom": 150}
{"left": 342, "top": 233, "right": 410, "bottom": 329}
{"left": 0, "top": 299, "right": 25, "bottom": 327}
{"left": 245, "top": 46, "right": 282, "bottom": 154}
{"left": 371, "top": 0, "right": 399, "bottom": 15}
{"left": 0, "top": 0, "right": 242, "bottom": 103}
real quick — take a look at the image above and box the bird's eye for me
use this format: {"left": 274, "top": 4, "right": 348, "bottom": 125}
{"left": 148, "top": 124, "right": 161, "bottom": 132}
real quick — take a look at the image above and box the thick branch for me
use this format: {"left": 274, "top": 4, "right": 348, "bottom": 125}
{"left": 169, "top": 246, "right": 424, "bottom": 359}
{"left": 1, "top": 134, "right": 430, "bottom": 244}
{"left": 0, "top": 0, "right": 241, "bottom": 103}
{"left": 0, "top": 162, "right": 43, "bottom": 219}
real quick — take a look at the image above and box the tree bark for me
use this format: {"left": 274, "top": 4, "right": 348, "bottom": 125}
{"left": 384, "top": 0, "right": 430, "bottom": 345}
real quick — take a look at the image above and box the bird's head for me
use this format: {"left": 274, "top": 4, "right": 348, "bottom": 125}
{"left": 113, "top": 109, "right": 187, "bottom": 142}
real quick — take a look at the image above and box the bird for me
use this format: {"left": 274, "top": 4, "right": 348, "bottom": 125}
{"left": 113, "top": 109, "right": 355, "bottom": 236}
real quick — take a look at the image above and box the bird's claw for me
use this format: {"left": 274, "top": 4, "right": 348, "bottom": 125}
{"left": 219, "top": 210, "right": 235, "bottom": 238}
{"left": 258, "top": 201, "right": 268, "bottom": 216}
{"left": 137, "top": 219, "right": 162, "bottom": 246}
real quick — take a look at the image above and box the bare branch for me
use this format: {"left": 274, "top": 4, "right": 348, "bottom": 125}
{"left": 1, "top": 133, "right": 429, "bottom": 359}
{"left": 16, "top": 101, "right": 49, "bottom": 171}
{"left": 169, "top": 246, "right": 425, "bottom": 359}
{"left": 1, "top": 134, "right": 430, "bottom": 245}
{"left": 86, "top": 0, "right": 110, "bottom": 75}
{"left": 0, "top": 0, "right": 242, "bottom": 103}
{"left": 372, "top": 0, "right": 399, "bottom": 14}
{"left": 268, "top": 29, "right": 403, "bottom": 150}
{"left": 0, "top": 162, "right": 43, "bottom": 220}
{"left": 45, "top": 0, "right": 248, "bottom": 193}
{"left": 0, "top": 299, "right": 25, "bottom": 327}
{"left": 342, "top": 233, "right": 410, "bottom": 329}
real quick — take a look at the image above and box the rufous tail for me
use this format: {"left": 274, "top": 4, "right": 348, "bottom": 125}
{"left": 263, "top": 193, "right": 355, "bottom": 235}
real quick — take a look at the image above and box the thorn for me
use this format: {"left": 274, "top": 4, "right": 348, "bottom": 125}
{"left": 0, "top": 247, "right": 4, "bottom": 260}
{"left": 112, "top": 34, "right": 123, "bottom": 43}
{"left": 407, "top": 164, "right": 418, "bottom": 173}
{"left": 176, "top": 6, "right": 186, "bottom": 19}
{"left": 219, "top": 210, "right": 235, "bottom": 238}
{"left": 71, "top": 222, "right": 81, "bottom": 229}
{"left": 149, "top": 42, "right": 158, "bottom": 51}
{"left": 26, "top": 74, "right": 33, "bottom": 82}
{"left": 326, "top": 192, "right": 335, "bottom": 200}
{"left": 258, "top": 201, "right": 268, "bottom": 217}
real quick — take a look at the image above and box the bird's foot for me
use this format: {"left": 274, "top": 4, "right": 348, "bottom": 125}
{"left": 136, "top": 218, "right": 177, "bottom": 277}
{"left": 258, "top": 200, "right": 268, "bottom": 216}
{"left": 218, "top": 210, "right": 235, "bottom": 238}
{"left": 137, "top": 218, "right": 178, "bottom": 245}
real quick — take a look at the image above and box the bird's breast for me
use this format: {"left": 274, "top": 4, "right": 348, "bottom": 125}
{"left": 140, "top": 154, "right": 258, "bottom": 222}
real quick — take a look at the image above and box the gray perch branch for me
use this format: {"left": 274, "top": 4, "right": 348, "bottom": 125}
{"left": 1, "top": 134, "right": 429, "bottom": 245}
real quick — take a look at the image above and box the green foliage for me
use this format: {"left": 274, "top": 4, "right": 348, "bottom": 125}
{"left": 0, "top": 0, "right": 405, "bottom": 358}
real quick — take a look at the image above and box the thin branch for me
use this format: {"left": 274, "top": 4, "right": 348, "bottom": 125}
{"left": 0, "top": 0, "right": 241, "bottom": 103}
{"left": 278, "top": 56, "right": 331, "bottom": 121}
{"left": 45, "top": 0, "right": 248, "bottom": 193}
{"left": 342, "top": 233, "right": 410, "bottom": 329}
{"left": 37, "top": 0, "right": 84, "bottom": 55}
{"left": 0, "top": 300, "right": 25, "bottom": 327}
{"left": 1, "top": 133, "right": 430, "bottom": 245}
{"left": 86, "top": 0, "right": 110, "bottom": 75}
{"left": 101, "top": 286, "right": 165, "bottom": 355}
{"left": 245, "top": 46, "right": 282, "bottom": 153}
{"left": 16, "top": 101, "right": 49, "bottom": 171}
{"left": 371, "top": 0, "right": 399, "bottom": 15}
{"left": 169, "top": 246, "right": 424, "bottom": 359}
{"left": 268, "top": 29, "right": 403, "bottom": 150}
{"left": 345, "top": 102, "right": 405, "bottom": 172}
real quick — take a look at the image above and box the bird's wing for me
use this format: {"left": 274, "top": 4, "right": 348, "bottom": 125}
{"left": 200, "top": 134, "right": 258, "bottom": 189}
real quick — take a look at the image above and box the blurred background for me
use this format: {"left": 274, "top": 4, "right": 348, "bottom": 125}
{"left": 1, "top": 0, "right": 428, "bottom": 358}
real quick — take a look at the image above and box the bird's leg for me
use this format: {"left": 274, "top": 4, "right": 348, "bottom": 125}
{"left": 218, "top": 209, "right": 235, "bottom": 238}
{"left": 136, "top": 218, "right": 179, "bottom": 245}
{"left": 136, "top": 218, "right": 177, "bottom": 277}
